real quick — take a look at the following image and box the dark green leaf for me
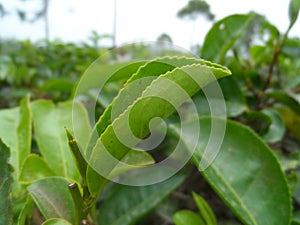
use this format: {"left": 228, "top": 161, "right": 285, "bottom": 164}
{"left": 201, "top": 14, "right": 255, "bottom": 62}
{"left": 170, "top": 118, "right": 292, "bottom": 225}
{"left": 66, "top": 129, "right": 88, "bottom": 181}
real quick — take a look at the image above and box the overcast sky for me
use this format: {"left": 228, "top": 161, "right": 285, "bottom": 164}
{"left": 0, "top": 0, "right": 299, "bottom": 49}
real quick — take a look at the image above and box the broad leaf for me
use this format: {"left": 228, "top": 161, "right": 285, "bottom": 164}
{"left": 173, "top": 210, "right": 205, "bottom": 225}
{"left": 170, "top": 118, "right": 292, "bottom": 225}
{"left": 28, "top": 177, "right": 76, "bottom": 224}
{"left": 96, "top": 173, "right": 184, "bottom": 225}
{"left": 19, "top": 154, "right": 56, "bottom": 184}
{"left": 0, "top": 139, "right": 13, "bottom": 225}
{"left": 31, "top": 100, "right": 87, "bottom": 180}
{"left": 201, "top": 14, "right": 255, "bottom": 62}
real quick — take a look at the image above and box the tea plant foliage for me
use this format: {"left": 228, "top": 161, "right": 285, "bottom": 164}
{"left": 0, "top": 0, "right": 299, "bottom": 224}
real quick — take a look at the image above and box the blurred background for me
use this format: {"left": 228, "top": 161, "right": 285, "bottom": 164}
{"left": 0, "top": 0, "right": 299, "bottom": 109}
{"left": 1, "top": 0, "right": 299, "bottom": 49}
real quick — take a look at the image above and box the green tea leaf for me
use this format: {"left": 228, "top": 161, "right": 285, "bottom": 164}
{"left": 201, "top": 14, "right": 255, "bottom": 62}
{"left": 173, "top": 210, "right": 205, "bottom": 225}
{"left": 192, "top": 192, "right": 217, "bottom": 225}
{"left": 170, "top": 118, "right": 292, "bottom": 225}
{"left": 96, "top": 174, "right": 184, "bottom": 225}
{"left": 0, "top": 95, "right": 31, "bottom": 196}
{"left": 31, "top": 100, "right": 81, "bottom": 180}
{"left": 19, "top": 154, "right": 56, "bottom": 184}
{"left": 28, "top": 177, "right": 76, "bottom": 224}
{"left": 261, "top": 108, "right": 285, "bottom": 143}
{"left": 0, "top": 139, "right": 13, "bottom": 225}
{"left": 86, "top": 56, "right": 231, "bottom": 195}
{"left": 95, "top": 56, "right": 228, "bottom": 137}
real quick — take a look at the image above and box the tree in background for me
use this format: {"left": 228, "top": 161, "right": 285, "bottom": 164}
{"left": 177, "top": 0, "right": 215, "bottom": 21}
{"left": 0, "top": 3, "right": 7, "bottom": 18}
{"left": 17, "top": 0, "right": 50, "bottom": 41}
{"left": 177, "top": 0, "right": 215, "bottom": 49}
{"left": 157, "top": 33, "right": 173, "bottom": 44}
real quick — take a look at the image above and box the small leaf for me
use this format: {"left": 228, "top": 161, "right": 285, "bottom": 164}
{"left": 192, "top": 192, "right": 217, "bottom": 225}
{"left": 42, "top": 218, "right": 72, "bottom": 225}
{"left": 28, "top": 177, "right": 76, "bottom": 224}
{"left": 0, "top": 139, "right": 13, "bottom": 225}
{"left": 277, "top": 107, "right": 300, "bottom": 141}
{"left": 173, "top": 210, "right": 205, "bottom": 225}
{"left": 261, "top": 108, "right": 285, "bottom": 143}
{"left": 96, "top": 174, "right": 184, "bottom": 225}
{"left": 19, "top": 154, "right": 56, "bottom": 184}
{"left": 244, "top": 110, "right": 272, "bottom": 135}
{"left": 288, "top": 0, "right": 300, "bottom": 28}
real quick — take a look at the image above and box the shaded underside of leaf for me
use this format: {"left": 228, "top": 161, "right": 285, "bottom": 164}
{"left": 28, "top": 177, "right": 76, "bottom": 224}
